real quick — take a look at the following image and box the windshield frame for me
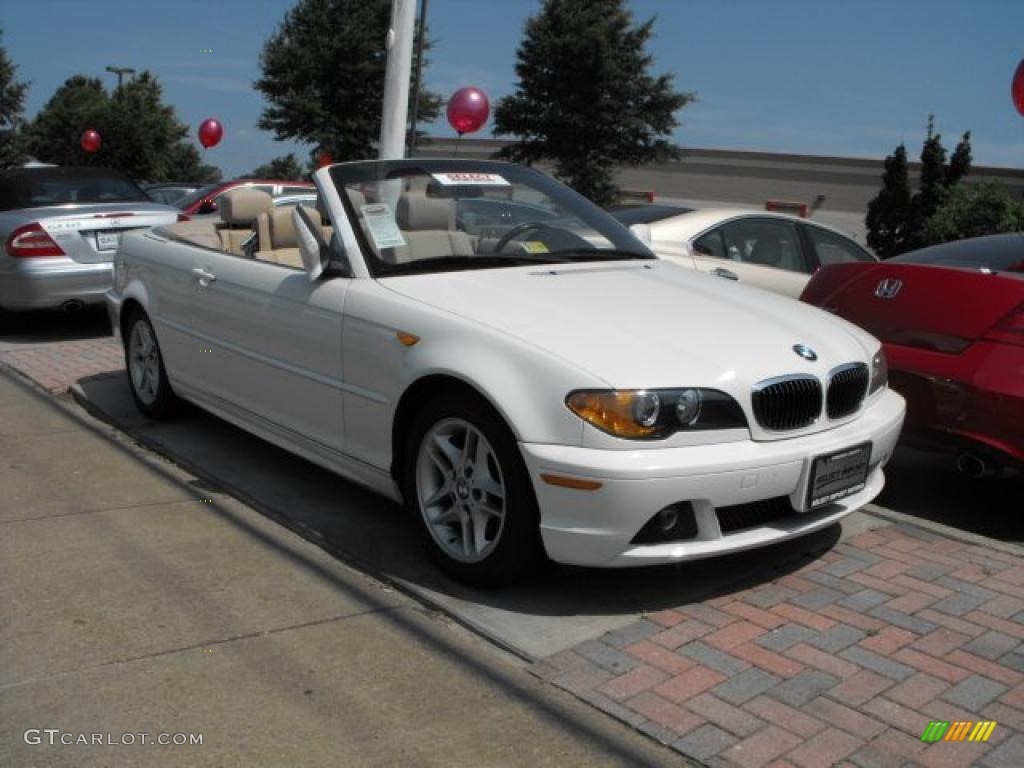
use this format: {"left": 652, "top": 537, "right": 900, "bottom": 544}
{"left": 326, "top": 159, "right": 654, "bottom": 278}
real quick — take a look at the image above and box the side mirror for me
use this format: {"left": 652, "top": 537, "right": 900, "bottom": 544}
{"left": 294, "top": 205, "right": 328, "bottom": 280}
{"left": 629, "top": 223, "right": 652, "bottom": 247}
{"left": 197, "top": 199, "right": 218, "bottom": 215}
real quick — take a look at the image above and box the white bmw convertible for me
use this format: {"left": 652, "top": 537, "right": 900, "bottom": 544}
{"left": 106, "top": 159, "right": 905, "bottom": 585}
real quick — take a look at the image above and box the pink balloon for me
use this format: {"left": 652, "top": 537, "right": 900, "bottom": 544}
{"left": 198, "top": 118, "right": 224, "bottom": 149}
{"left": 446, "top": 87, "right": 490, "bottom": 135}
{"left": 1013, "top": 59, "right": 1024, "bottom": 117}
{"left": 80, "top": 129, "right": 101, "bottom": 153}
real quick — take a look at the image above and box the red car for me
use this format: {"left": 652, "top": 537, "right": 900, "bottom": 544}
{"left": 801, "top": 233, "right": 1024, "bottom": 476}
{"left": 176, "top": 179, "right": 315, "bottom": 216}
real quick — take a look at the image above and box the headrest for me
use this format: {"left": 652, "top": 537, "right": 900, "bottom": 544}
{"left": 267, "top": 207, "right": 298, "bottom": 248}
{"left": 220, "top": 188, "right": 273, "bottom": 227}
{"left": 748, "top": 238, "right": 782, "bottom": 266}
{"left": 397, "top": 187, "right": 453, "bottom": 230}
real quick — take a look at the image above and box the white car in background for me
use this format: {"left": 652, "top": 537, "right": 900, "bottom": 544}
{"left": 106, "top": 159, "right": 904, "bottom": 586}
{"left": 613, "top": 206, "right": 877, "bottom": 298}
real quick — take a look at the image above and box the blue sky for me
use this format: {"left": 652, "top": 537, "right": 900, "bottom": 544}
{"left": 3, "top": 0, "right": 1023, "bottom": 177}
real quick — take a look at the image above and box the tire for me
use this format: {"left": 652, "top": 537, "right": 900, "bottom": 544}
{"left": 402, "top": 393, "right": 545, "bottom": 587}
{"left": 123, "top": 308, "right": 178, "bottom": 419}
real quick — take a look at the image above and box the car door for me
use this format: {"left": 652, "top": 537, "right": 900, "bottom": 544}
{"left": 691, "top": 217, "right": 812, "bottom": 298}
{"left": 185, "top": 251, "right": 350, "bottom": 453}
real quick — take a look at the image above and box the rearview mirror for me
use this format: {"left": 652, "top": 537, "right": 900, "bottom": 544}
{"left": 293, "top": 205, "right": 328, "bottom": 280}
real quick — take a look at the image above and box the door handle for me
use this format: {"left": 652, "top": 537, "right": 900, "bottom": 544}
{"left": 711, "top": 267, "right": 739, "bottom": 281}
{"left": 191, "top": 267, "right": 216, "bottom": 285}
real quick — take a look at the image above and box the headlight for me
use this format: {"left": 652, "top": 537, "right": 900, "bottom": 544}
{"left": 566, "top": 388, "right": 746, "bottom": 439}
{"left": 869, "top": 348, "right": 888, "bottom": 393}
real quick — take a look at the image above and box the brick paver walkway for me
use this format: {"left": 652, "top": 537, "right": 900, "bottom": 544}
{"left": 533, "top": 524, "right": 1024, "bottom": 767}
{"left": 0, "top": 337, "right": 122, "bottom": 393}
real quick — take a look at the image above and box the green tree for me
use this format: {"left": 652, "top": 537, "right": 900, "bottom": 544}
{"left": 865, "top": 117, "right": 973, "bottom": 257}
{"left": 256, "top": 0, "right": 441, "bottom": 165}
{"left": 865, "top": 144, "right": 911, "bottom": 258}
{"left": 163, "top": 141, "right": 222, "bottom": 184}
{"left": 246, "top": 153, "right": 307, "bottom": 180}
{"left": 493, "top": 0, "right": 693, "bottom": 206}
{"left": 23, "top": 75, "right": 108, "bottom": 167}
{"left": 25, "top": 71, "right": 219, "bottom": 183}
{"left": 921, "top": 182, "right": 1024, "bottom": 245}
{"left": 0, "top": 28, "right": 29, "bottom": 168}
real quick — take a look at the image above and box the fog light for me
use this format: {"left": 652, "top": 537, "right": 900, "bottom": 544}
{"left": 658, "top": 506, "right": 679, "bottom": 532}
{"left": 631, "top": 502, "right": 699, "bottom": 544}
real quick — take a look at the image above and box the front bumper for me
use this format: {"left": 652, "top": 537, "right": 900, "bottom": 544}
{"left": 0, "top": 258, "right": 112, "bottom": 311}
{"left": 522, "top": 388, "right": 905, "bottom": 567}
{"left": 105, "top": 289, "right": 124, "bottom": 342}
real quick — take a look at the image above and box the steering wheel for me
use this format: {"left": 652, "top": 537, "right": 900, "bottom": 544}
{"left": 493, "top": 222, "right": 551, "bottom": 253}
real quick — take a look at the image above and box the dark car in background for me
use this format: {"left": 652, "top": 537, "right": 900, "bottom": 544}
{"left": 801, "top": 233, "right": 1024, "bottom": 476}
{"left": 0, "top": 166, "right": 182, "bottom": 317}
{"left": 143, "top": 182, "right": 200, "bottom": 206}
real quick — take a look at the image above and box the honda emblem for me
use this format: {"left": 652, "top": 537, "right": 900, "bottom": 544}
{"left": 875, "top": 278, "right": 903, "bottom": 299}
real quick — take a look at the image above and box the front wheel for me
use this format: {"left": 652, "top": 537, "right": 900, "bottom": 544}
{"left": 403, "top": 394, "right": 544, "bottom": 587}
{"left": 124, "top": 309, "right": 178, "bottom": 419}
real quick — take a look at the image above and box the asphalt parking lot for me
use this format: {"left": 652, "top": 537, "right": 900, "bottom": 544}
{"left": 2, "top": 310, "right": 1023, "bottom": 768}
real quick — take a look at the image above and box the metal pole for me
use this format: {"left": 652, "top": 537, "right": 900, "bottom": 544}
{"left": 105, "top": 66, "right": 136, "bottom": 90}
{"left": 407, "top": 0, "right": 429, "bottom": 157}
{"left": 378, "top": 0, "right": 416, "bottom": 160}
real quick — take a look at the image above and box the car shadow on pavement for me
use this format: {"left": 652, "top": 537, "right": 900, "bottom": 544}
{"left": 878, "top": 446, "right": 1023, "bottom": 543}
{"left": 75, "top": 370, "right": 845, "bottom": 659}
{"left": 0, "top": 306, "right": 111, "bottom": 345}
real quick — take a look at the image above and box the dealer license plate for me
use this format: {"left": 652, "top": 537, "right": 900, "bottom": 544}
{"left": 96, "top": 231, "right": 120, "bottom": 251}
{"left": 807, "top": 443, "right": 870, "bottom": 509}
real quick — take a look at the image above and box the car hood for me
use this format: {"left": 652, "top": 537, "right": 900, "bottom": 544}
{"left": 382, "top": 260, "right": 877, "bottom": 390}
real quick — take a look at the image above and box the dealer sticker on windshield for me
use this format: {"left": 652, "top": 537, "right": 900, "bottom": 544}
{"left": 807, "top": 442, "right": 870, "bottom": 509}
{"left": 431, "top": 172, "right": 510, "bottom": 187}
{"left": 360, "top": 203, "right": 407, "bottom": 250}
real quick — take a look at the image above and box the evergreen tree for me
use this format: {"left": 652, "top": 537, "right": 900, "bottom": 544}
{"left": 0, "top": 29, "right": 29, "bottom": 168}
{"left": 493, "top": 0, "right": 693, "bottom": 206}
{"left": 865, "top": 117, "right": 973, "bottom": 257}
{"left": 865, "top": 144, "right": 911, "bottom": 258}
{"left": 246, "top": 153, "right": 308, "bottom": 181}
{"left": 256, "top": 0, "right": 440, "bottom": 165}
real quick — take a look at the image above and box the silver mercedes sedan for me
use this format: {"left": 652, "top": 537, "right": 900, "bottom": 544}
{"left": 0, "top": 166, "right": 182, "bottom": 315}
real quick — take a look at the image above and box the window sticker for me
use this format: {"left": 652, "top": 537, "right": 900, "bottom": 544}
{"left": 360, "top": 203, "right": 407, "bottom": 250}
{"left": 431, "top": 172, "right": 510, "bottom": 187}
{"left": 520, "top": 241, "right": 549, "bottom": 253}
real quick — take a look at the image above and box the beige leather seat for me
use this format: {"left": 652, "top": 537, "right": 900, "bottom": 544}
{"left": 391, "top": 187, "right": 473, "bottom": 263}
{"left": 218, "top": 189, "right": 273, "bottom": 255}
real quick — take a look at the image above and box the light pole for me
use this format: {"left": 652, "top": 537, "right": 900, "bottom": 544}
{"left": 105, "top": 66, "right": 136, "bottom": 89}
{"left": 407, "top": 0, "right": 429, "bottom": 157}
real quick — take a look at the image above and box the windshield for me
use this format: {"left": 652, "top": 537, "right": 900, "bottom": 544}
{"left": 0, "top": 167, "right": 149, "bottom": 211}
{"left": 328, "top": 160, "right": 654, "bottom": 276}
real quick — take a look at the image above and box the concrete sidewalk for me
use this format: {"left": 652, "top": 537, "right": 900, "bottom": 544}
{"left": 0, "top": 370, "right": 684, "bottom": 767}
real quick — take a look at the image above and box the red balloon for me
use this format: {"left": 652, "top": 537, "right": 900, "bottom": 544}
{"left": 1013, "top": 59, "right": 1024, "bottom": 117}
{"left": 446, "top": 87, "right": 490, "bottom": 135}
{"left": 198, "top": 118, "right": 224, "bottom": 149}
{"left": 80, "top": 129, "right": 101, "bottom": 153}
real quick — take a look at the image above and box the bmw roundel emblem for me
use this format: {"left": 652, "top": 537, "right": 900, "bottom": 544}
{"left": 793, "top": 344, "right": 818, "bottom": 361}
